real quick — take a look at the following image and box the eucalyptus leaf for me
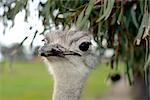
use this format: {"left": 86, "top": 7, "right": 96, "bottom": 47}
{"left": 117, "top": 8, "right": 123, "bottom": 25}
{"left": 139, "top": 0, "right": 144, "bottom": 14}
{"left": 103, "top": 0, "right": 107, "bottom": 13}
{"left": 85, "top": 0, "right": 93, "bottom": 16}
{"left": 144, "top": 54, "right": 150, "bottom": 70}
{"left": 135, "top": 13, "right": 148, "bottom": 45}
{"left": 76, "top": 8, "right": 85, "bottom": 28}
{"left": 77, "top": 0, "right": 93, "bottom": 30}
{"left": 131, "top": 4, "right": 139, "bottom": 29}
{"left": 104, "top": 0, "right": 114, "bottom": 20}
{"left": 96, "top": 0, "right": 114, "bottom": 22}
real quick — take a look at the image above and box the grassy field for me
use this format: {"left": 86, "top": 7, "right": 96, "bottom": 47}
{"left": 0, "top": 59, "right": 122, "bottom": 100}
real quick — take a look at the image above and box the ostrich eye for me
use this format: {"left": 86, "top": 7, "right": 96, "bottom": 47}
{"left": 79, "top": 42, "right": 91, "bottom": 51}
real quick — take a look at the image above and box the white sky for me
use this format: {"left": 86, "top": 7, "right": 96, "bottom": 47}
{"left": 0, "top": 0, "right": 49, "bottom": 60}
{"left": 0, "top": 0, "right": 46, "bottom": 47}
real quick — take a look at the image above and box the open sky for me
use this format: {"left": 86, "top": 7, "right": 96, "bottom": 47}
{"left": 0, "top": 0, "right": 48, "bottom": 60}
{"left": 0, "top": 0, "right": 47, "bottom": 47}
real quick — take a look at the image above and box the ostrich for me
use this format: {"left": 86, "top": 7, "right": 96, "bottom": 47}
{"left": 38, "top": 29, "right": 99, "bottom": 100}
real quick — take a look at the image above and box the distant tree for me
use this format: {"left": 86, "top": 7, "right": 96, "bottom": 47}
{"left": 0, "top": 0, "right": 150, "bottom": 99}
{"left": 1, "top": 43, "right": 26, "bottom": 60}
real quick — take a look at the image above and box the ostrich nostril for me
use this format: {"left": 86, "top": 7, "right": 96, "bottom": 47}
{"left": 38, "top": 45, "right": 63, "bottom": 57}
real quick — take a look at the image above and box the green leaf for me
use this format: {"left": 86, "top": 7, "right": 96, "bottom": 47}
{"left": 139, "top": 0, "right": 144, "bottom": 15}
{"left": 131, "top": 4, "right": 139, "bottom": 29}
{"left": 6, "top": 0, "right": 28, "bottom": 20}
{"left": 135, "top": 13, "right": 148, "bottom": 45}
{"left": 62, "top": 12, "right": 73, "bottom": 18}
{"left": 96, "top": 0, "right": 114, "bottom": 22}
{"left": 125, "top": 47, "right": 134, "bottom": 85}
{"left": 85, "top": 0, "right": 93, "bottom": 16}
{"left": 76, "top": 0, "right": 93, "bottom": 30}
{"left": 104, "top": 0, "right": 115, "bottom": 20}
{"left": 41, "top": 0, "right": 52, "bottom": 25}
{"left": 117, "top": 8, "right": 123, "bottom": 24}
{"left": 82, "top": 20, "right": 90, "bottom": 30}
{"left": 103, "top": 0, "right": 107, "bottom": 13}
{"left": 126, "top": 62, "right": 133, "bottom": 85}
{"left": 144, "top": 54, "right": 150, "bottom": 70}
{"left": 76, "top": 8, "right": 85, "bottom": 28}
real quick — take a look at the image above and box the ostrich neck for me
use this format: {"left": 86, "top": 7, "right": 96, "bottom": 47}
{"left": 50, "top": 61, "right": 91, "bottom": 100}
{"left": 53, "top": 76, "right": 87, "bottom": 100}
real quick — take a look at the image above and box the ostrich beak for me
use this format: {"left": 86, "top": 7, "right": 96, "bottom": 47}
{"left": 38, "top": 45, "right": 81, "bottom": 57}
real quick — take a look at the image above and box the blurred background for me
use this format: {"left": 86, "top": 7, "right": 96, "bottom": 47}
{"left": 0, "top": 0, "right": 150, "bottom": 100}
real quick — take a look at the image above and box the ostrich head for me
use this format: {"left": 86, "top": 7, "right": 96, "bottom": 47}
{"left": 38, "top": 30, "right": 99, "bottom": 100}
{"left": 39, "top": 30, "right": 98, "bottom": 71}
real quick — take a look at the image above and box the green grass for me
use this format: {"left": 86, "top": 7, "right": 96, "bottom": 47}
{"left": 0, "top": 59, "right": 123, "bottom": 100}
